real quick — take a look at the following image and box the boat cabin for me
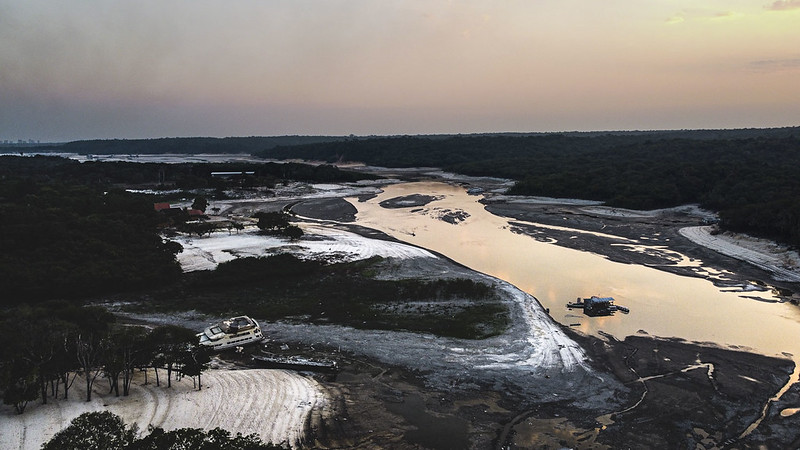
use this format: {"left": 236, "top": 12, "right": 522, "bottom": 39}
{"left": 583, "top": 296, "right": 616, "bottom": 316}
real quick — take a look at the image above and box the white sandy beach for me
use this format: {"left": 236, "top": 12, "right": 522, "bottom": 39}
{"left": 680, "top": 226, "right": 800, "bottom": 283}
{"left": 174, "top": 223, "right": 435, "bottom": 272}
{"left": 0, "top": 368, "right": 328, "bottom": 450}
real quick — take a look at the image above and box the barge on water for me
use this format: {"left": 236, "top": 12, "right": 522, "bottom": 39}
{"left": 567, "top": 296, "right": 630, "bottom": 317}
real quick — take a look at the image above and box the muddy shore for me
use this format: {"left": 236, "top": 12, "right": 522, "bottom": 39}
{"left": 106, "top": 170, "right": 800, "bottom": 449}
{"left": 276, "top": 185, "right": 800, "bottom": 449}
{"left": 481, "top": 198, "right": 800, "bottom": 299}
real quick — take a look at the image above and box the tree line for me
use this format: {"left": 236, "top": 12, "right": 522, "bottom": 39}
{"left": 43, "top": 411, "right": 283, "bottom": 449}
{"left": 31, "top": 135, "right": 350, "bottom": 155}
{"left": 0, "top": 176, "right": 184, "bottom": 303}
{"left": 0, "top": 156, "right": 380, "bottom": 304}
{"left": 0, "top": 155, "right": 378, "bottom": 190}
{"left": 0, "top": 302, "right": 209, "bottom": 415}
{"left": 260, "top": 134, "right": 800, "bottom": 247}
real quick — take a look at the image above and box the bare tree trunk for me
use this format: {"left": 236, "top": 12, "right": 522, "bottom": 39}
{"left": 60, "top": 371, "right": 77, "bottom": 400}
{"left": 39, "top": 368, "right": 48, "bottom": 405}
{"left": 85, "top": 371, "right": 92, "bottom": 402}
{"left": 76, "top": 335, "right": 103, "bottom": 402}
{"left": 122, "top": 369, "right": 132, "bottom": 396}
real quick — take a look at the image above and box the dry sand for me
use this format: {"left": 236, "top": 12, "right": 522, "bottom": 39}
{"left": 0, "top": 368, "right": 329, "bottom": 450}
{"left": 680, "top": 226, "right": 800, "bottom": 283}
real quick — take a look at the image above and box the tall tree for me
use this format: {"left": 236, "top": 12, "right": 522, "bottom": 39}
{"left": 191, "top": 195, "right": 208, "bottom": 212}
{"left": 148, "top": 325, "right": 197, "bottom": 388}
{"left": 75, "top": 333, "right": 105, "bottom": 402}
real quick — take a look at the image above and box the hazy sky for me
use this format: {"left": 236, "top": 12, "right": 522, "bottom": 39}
{"left": 2, "top": 1, "right": 799, "bottom": 141}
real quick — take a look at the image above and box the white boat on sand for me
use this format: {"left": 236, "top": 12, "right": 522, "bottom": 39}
{"left": 197, "top": 316, "right": 264, "bottom": 351}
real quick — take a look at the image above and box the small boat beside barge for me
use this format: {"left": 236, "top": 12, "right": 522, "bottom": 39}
{"left": 197, "top": 315, "right": 265, "bottom": 351}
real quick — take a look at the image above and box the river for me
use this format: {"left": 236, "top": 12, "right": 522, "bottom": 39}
{"left": 347, "top": 181, "right": 800, "bottom": 361}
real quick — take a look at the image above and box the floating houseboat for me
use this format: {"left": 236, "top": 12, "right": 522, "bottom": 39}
{"left": 197, "top": 316, "right": 264, "bottom": 351}
{"left": 567, "top": 296, "right": 630, "bottom": 317}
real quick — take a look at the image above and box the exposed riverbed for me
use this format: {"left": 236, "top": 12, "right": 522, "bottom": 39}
{"left": 347, "top": 181, "right": 800, "bottom": 362}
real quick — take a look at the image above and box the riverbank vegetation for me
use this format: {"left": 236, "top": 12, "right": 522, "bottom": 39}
{"left": 0, "top": 155, "right": 506, "bottom": 339}
{"left": 42, "top": 411, "right": 283, "bottom": 450}
{"left": 0, "top": 179, "right": 184, "bottom": 303}
{"left": 128, "top": 255, "right": 506, "bottom": 340}
{"left": 260, "top": 133, "right": 800, "bottom": 247}
{"left": 0, "top": 156, "right": 377, "bottom": 303}
{"left": 0, "top": 154, "right": 378, "bottom": 191}
{"left": 0, "top": 302, "right": 207, "bottom": 414}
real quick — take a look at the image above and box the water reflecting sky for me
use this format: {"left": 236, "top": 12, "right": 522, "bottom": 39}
{"left": 349, "top": 181, "right": 800, "bottom": 359}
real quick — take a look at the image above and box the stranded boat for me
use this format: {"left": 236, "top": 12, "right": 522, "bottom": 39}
{"left": 197, "top": 315, "right": 265, "bottom": 351}
{"left": 567, "top": 296, "right": 630, "bottom": 317}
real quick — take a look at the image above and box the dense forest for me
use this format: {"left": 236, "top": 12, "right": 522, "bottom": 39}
{"left": 142, "top": 254, "right": 505, "bottom": 340}
{"left": 0, "top": 154, "right": 505, "bottom": 339}
{"left": 6, "top": 126, "right": 799, "bottom": 154}
{"left": 0, "top": 155, "right": 378, "bottom": 304}
{"left": 42, "top": 411, "right": 282, "bottom": 449}
{"left": 0, "top": 154, "right": 378, "bottom": 189}
{"left": 11, "top": 136, "right": 350, "bottom": 154}
{"left": 260, "top": 133, "right": 800, "bottom": 247}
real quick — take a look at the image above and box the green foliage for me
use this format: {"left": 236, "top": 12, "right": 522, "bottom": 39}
{"left": 132, "top": 426, "right": 282, "bottom": 449}
{"left": 254, "top": 211, "right": 290, "bottom": 231}
{"left": 202, "top": 255, "right": 324, "bottom": 286}
{"left": 42, "top": 411, "right": 137, "bottom": 450}
{"left": 42, "top": 412, "right": 283, "bottom": 450}
{"left": 191, "top": 195, "right": 208, "bottom": 212}
{"left": 261, "top": 134, "right": 800, "bottom": 246}
{"left": 146, "top": 255, "right": 506, "bottom": 339}
{"left": 254, "top": 211, "right": 304, "bottom": 239}
{"left": 0, "top": 155, "right": 378, "bottom": 192}
{"left": 0, "top": 178, "right": 183, "bottom": 303}
{"left": 0, "top": 304, "right": 208, "bottom": 409}
{"left": 284, "top": 224, "right": 304, "bottom": 240}
{"left": 0, "top": 358, "right": 38, "bottom": 414}
{"left": 57, "top": 135, "right": 347, "bottom": 155}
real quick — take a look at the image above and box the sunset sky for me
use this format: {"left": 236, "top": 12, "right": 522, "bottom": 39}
{"left": 1, "top": 0, "right": 799, "bottom": 141}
